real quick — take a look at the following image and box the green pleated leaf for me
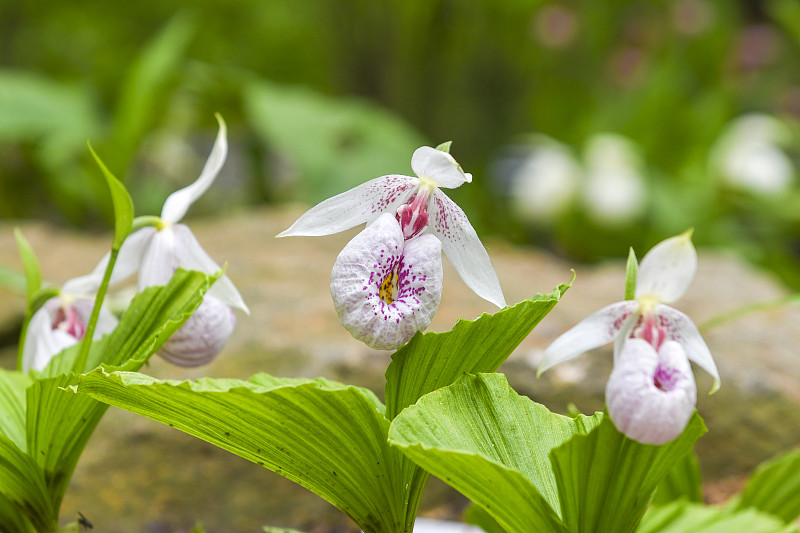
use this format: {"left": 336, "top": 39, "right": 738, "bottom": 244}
{"left": 0, "top": 493, "right": 36, "bottom": 533}
{"left": 76, "top": 371, "right": 417, "bottom": 533}
{"left": 0, "top": 370, "right": 32, "bottom": 451}
{"left": 653, "top": 451, "right": 703, "bottom": 505}
{"left": 88, "top": 143, "right": 134, "bottom": 250}
{"left": 0, "top": 435, "right": 54, "bottom": 532}
{"left": 636, "top": 501, "right": 796, "bottom": 533}
{"left": 732, "top": 450, "right": 800, "bottom": 524}
{"left": 385, "top": 282, "right": 571, "bottom": 419}
{"left": 550, "top": 412, "right": 707, "bottom": 533}
{"left": 25, "top": 269, "right": 215, "bottom": 515}
{"left": 389, "top": 373, "right": 603, "bottom": 533}
{"left": 464, "top": 503, "right": 508, "bottom": 533}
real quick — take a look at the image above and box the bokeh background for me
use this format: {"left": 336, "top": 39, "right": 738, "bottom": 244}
{"left": 2, "top": 0, "right": 800, "bottom": 531}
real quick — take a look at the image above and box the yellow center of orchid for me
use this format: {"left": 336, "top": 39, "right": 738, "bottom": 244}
{"left": 379, "top": 266, "right": 399, "bottom": 305}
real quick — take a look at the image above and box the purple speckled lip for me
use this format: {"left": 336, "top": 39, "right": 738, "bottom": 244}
{"left": 331, "top": 214, "right": 443, "bottom": 350}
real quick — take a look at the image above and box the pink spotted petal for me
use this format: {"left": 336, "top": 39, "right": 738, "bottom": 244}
{"left": 606, "top": 339, "right": 697, "bottom": 445}
{"left": 158, "top": 295, "right": 236, "bottom": 367}
{"left": 330, "top": 213, "right": 443, "bottom": 350}
{"left": 277, "top": 175, "right": 418, "bottom": 237}
{"left": 161, "top": 115, "right": 228, "bottom": 224}
{"left": 636, "top": 231, "right": 697, "bottom": 303}
{"left": 656, "top": 304, "right": 720, "bottom": 393}
{"left": 538, "top": 300, "right": 639, "bottom": 377}
{"left": 428, "top": 189, "right": 505, "bottom": 308}
{"left": 410, "top": 146, "right": 472, "bottom": 188}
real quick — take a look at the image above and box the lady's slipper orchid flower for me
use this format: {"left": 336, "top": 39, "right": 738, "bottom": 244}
{"left": 606, "top": 338, "right": 697, "bottom": 444}
{"left": 110, "top": 116, "right": 248, "bottom": 366}
{"left": 22, "top": 274, "right": 117, "bottom": 372}
{"left": 539, "top": 230, "right": 719, "bottom": 393}
{"left": 331, "top": 213, "right": 443, "bottom": 350}
{"left": 278, "top": 146, "right": 505, "bottom": 309}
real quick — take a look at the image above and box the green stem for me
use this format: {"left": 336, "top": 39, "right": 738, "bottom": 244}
{"left": 699, "top": 294, "right": 800, "bottom": 332}
{"left": 74, "top": 248, "right": 119, "bottom": 372}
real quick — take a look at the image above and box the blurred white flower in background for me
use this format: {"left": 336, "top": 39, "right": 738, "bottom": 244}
{"left": 504, "top": 133, "right": 647, "bottom": 227}
{"left": 711, "top": 113, "right": 795, "bottom": 194}
{"left": 508, "top": 137, "right": 581, "bottom": 223}
{"left": 582, "top": 134, "right": 646, "bottom": 226}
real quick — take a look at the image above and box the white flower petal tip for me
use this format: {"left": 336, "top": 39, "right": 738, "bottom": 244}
{"left": 537, "top": 300, "right": 640, "bottom": 378}
{"left": 636, "top": 230, "right": 697, "bottom": 303}
{"left": 606, "top": 339, "right": 697, "bottom": 445}
{"left": 160, "top": 115, "right": 228, "bottom": 224}
{"left": 159, "top": 295, "right": 236, "bottom": 367}
{"left": 411, "top": 146, "right": 471, "bottom": 188}
{"left": 330, "top": 213, "right": 443, "bottom": 351}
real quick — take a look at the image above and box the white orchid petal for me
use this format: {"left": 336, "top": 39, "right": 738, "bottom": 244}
{"left": 62, "top": 227, "right": 156, "bottom": 295}
{"left": 139, "top": 228, "right": 180, "bottom": 290}
{"left": 277, "top": 175, "right": 419, "bottom": 237}
{"left": 656, "top": 304, "right": 720, "bottom": 393}
{"left": 170, "top": 225, "right": 249, "bottom": 313}
{"left": 161, "top": 115, "right": 228, "bottom": 224}
{"left": 71, "top": 298, "right": 118, "bottom": 338}
{"left": 22, "top": 299, "right": 61, "bottom": 372}
{"left": 330, "top": 213, "right": 443, "bottom": 350}
{"left": 613, "top": 310, "right": 641, "bottom": 363}
{"left": 606, "top": 339, "right": 697, "bottom": 445}
{"left": 428, "top": 190, "right": 505, "bottom": 308}
{"left": 411, "top": 146, "right": 471, "bottom": 188}
{"left": 159, "top": 295, "right": 236, "bottom": 367}
{"left": 538, "top": 300, "right": 640, "bottom": 377}
{"left": 636, "top": 231, "right": 697, "bottom": 303}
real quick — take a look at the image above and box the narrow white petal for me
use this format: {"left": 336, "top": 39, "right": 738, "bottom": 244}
{"left": 538, "top": 300, "right": 640, "bottom": 377}
{"left": 606, "top": 339, "right": 697, "bottom": 445}
{"left": 22, "top": 299, "right": 61, "bottom": 372}
{"left": 636, "top": 231, "right": 697, "bottom": 303}
{"left": 429, "top": 190, "right": 505, "bottom": 308}
{"left": 62, "top": 227, "right": 156, "bottom": 295}
{"left": 330, "top": 213, "right": 443, "bottom": 350}
{"left": 161, "top": 115, "right": 228, "bottom": 224}
{"left": 655, "top": 304, "right": 720, "bottom": 393}
{"left": 171, "top": 225, "right": 249, "bottom": 313}
{"left": 411, "top": 146, "right": 471, "bottom": 188}
{"left": 139, "top": 228, "right": 180, "bottom": 289}
{"left": 159, "top": 295, "right": 236, "bottom": 367}
{"left": 612, "top": 310, "right": 640, "bottom": 362}
{"left": 277, "top": 175, "right": 419, "bottom": 237}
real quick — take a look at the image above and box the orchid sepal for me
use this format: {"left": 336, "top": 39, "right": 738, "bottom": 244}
{"left": 636, "top": 229, "right": 697, "bottom": 303}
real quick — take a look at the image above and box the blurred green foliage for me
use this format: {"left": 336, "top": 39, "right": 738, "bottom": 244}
{"left": 3, "top": 0, "right": 800, "bottom": 286}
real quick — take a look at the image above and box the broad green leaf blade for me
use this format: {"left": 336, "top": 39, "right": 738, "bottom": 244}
{"left": 636, "top": 501, "right": 796, "bottom": 533}
{"left": 653, "top": 451, "right": 703, "bottom": 505}
{"left": 88, "top": 144, "right": 134, "bottom": 249}
{"left": 76, "top": 372, "right": 415, "bottom": 533}
{"left": 26, "top": 375, "right": 108, "bottom": 514}
{"left": 389, "top": 373, "right": 602, "bottom": 533}
{"left": 13, "top": 229, "right": 41, "bottom": 302}
{"left": 385, "top": 283, "right": 571, "bottom": 419}
{"left": 550, "top": 412, "right": 707, "bottom": 533}
{"left": 0, "top": 370, "right": 32, "bottom": 451}
{"left": 27, "top": 269, "right": 215, "bottom": 513}
{"left": 733, "top": 450, "right": 800, "bottom": 524}
{"left": 625, "top": 247, "right": 638, "bottom": 301}
{"left": 0, "top": 435, "right": 54, "bottom": 532}
{"left": 0, "top": 493, "right": 36, "bottom": 533}
{"left": 464, "top": 503, "right": 508, "bottom": 533}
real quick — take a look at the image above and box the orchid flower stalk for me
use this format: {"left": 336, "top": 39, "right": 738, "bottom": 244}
{"left": 539, "top": 231, "right": 720, "bottom": 444}
{"left": 89, "top": 115, "right": 248, "bottom": 366}
{"left": 278, "top": 145, "right": 506, "bottom": 309}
